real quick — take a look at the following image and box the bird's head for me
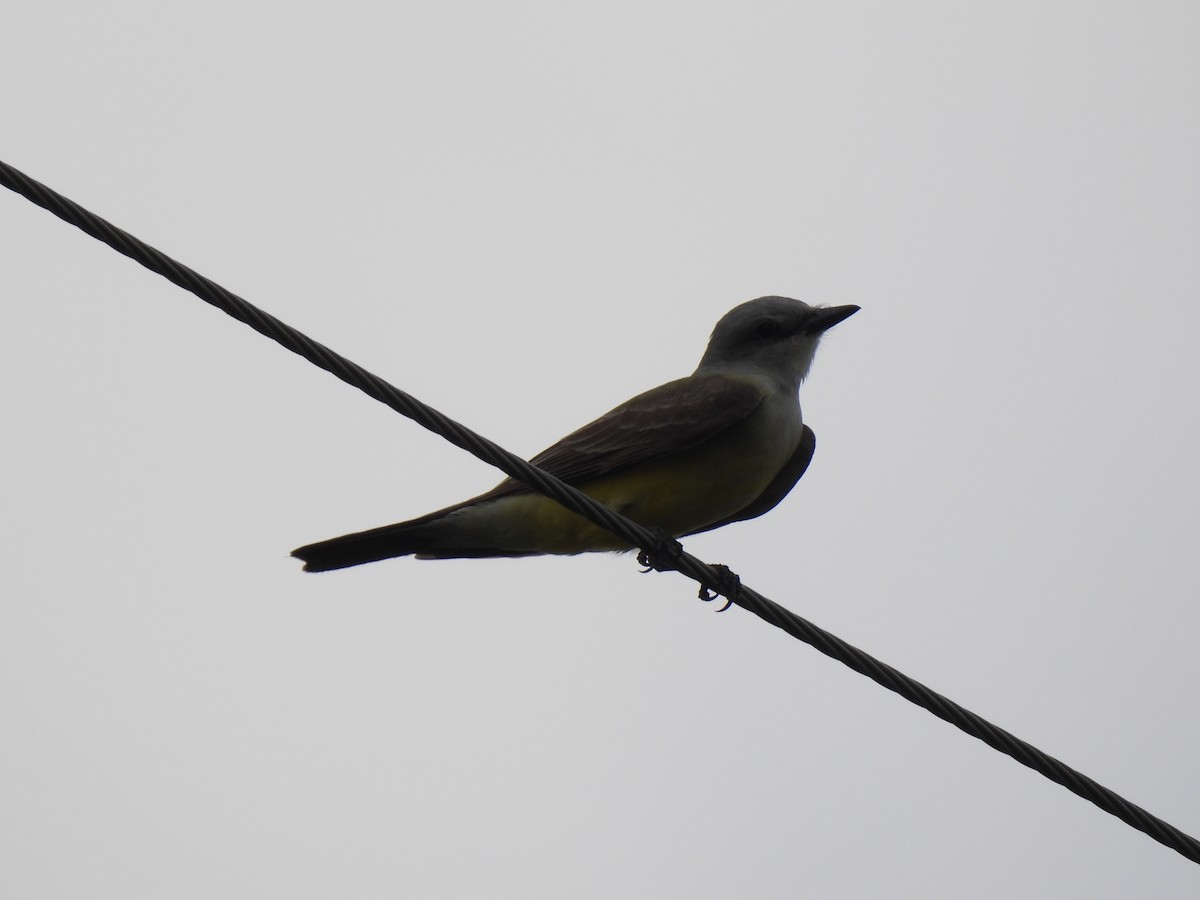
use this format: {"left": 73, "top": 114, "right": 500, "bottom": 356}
{"left": 697, "top": 296, "right": 859, "bottom": 389}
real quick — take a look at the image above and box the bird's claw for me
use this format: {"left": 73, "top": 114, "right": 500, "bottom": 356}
{"left": 636, "top": 529, "right": 683, "bottom": 573}
{"left": 636, "top": 532, "right": 740, "bottom": 612}
{"left": 699, "top": 564, "right": 741, "bottom": 612}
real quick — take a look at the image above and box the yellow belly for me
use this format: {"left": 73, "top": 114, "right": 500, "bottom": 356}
{"left": 453, "top": 400, "right": 801, "bottom": 554}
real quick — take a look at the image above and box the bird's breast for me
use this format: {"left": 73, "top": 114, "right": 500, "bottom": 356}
{"left": 447, "top": 389, "right": 802, "bottom": 555}
{"left": 583, "top": 392, "right": 802, "bottom": 539}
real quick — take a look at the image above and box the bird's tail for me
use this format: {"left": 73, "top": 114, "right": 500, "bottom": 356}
{"left": 291, "top": 517, "right": 448, "bottom": 572}
{"left": 292, "top": 500, "right": 543, "bottom": 571}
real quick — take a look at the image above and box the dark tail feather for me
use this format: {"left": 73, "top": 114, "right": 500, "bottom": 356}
{"left": 292, "top": 506, "right": 543, "bottom": 570}
{"left": 291, "top": 519, "right": 443, "bottom": 572}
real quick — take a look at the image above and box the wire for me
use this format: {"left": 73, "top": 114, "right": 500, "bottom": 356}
{"left": 3, "top": 156, "right": 1198, "bottom": 865}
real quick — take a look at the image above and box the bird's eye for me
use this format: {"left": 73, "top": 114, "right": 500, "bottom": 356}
{"left": 754, "top": 320, "right": 779, "bottom": 339}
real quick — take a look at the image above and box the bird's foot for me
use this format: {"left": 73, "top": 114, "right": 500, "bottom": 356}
{"left": 637, "top": 530, "right": 740, "bottom": 612}
{"left": 699, "top": 564, "right": 741, "bottom": 612}
{"left": 637, "top": 528, "right": 683, "bottom": 573}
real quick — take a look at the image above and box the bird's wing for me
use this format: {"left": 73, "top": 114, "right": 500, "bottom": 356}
{"left": 684, "top": 424, "right": 816, "bottom": 535}
{"left": 291, "top": 373, "right": 772, "bottom": 569}
{"left": 478, "top": 371, "right": 768, "bottom": 501}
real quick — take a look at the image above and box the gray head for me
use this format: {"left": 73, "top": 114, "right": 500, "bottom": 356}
{"left": 696, "top": 296, "right": 859, "bottom": 388}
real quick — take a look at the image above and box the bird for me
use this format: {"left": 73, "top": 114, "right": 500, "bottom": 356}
{"left": 292, "top": 296, "right": 858, "bottom": 572}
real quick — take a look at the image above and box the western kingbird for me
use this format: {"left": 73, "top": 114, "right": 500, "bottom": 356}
{"left": 293, "top": 296, "right": 858, "bottom": 571}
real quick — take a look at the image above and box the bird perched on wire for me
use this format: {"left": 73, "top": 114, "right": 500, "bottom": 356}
{"left": 293, "top": 296, "right": 858, "bottom": 571}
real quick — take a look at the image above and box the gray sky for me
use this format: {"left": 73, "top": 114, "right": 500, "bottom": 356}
{"left": 3, "top": 1, "right": 1199, "bottom": 896}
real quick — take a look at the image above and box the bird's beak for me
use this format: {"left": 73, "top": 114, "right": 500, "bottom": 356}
{"left": 804, "top": 304, "right": 860, "bottom": 335}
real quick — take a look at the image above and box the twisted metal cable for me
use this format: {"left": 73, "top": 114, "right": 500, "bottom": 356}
{"left": 3, "top": 157, "right": 1197, "bottom": 865}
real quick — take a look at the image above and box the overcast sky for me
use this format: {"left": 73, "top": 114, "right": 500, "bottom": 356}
{"left": 3, "top": 2, "right": 1199, "bottom": 897}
